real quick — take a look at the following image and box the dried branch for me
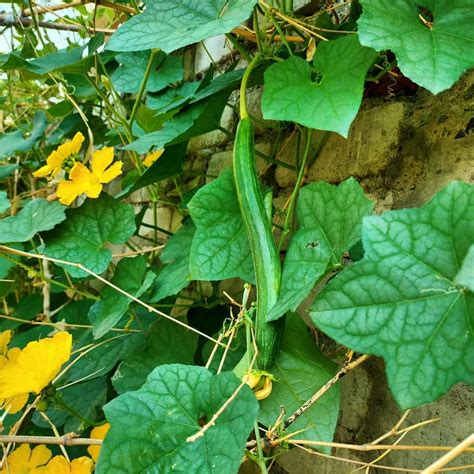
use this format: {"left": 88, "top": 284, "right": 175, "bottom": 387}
{"left": 0, "top": 434, "right": 102, "bottom": 447}
{"left": 284, "top": 354, "right": 370, "bottom": 428}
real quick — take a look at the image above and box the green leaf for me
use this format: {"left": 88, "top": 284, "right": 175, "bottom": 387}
{"left": 0, "top": 243, "right": 23, "bottom": 280}
{"left": 149, "top": 222, "right": 195, "bottom": 302}
{"left": 188, "top": 169, "right": 254, "bottom": 283}
{"left": 259, "top": 314, "right": 339, "bottom": 453}
{"left": 311, "top": 181, "right": 474, "bottom": 409}
{"left": 455, "top": 245, "right": 474, "bottom": 291}
{"left": 89, "top": 256, "right": 155, "bottom": 339}
{"left": 147, "top": 81, "right": 202, "bottom": 113}
{"left": 106, "top": 0, "right": 258, "bottom": 53}
{"left": 33, "top": 377, "right": 107, "bottom": 432}
{"left": 269, "top": 178, "right": 374, "bottom": 321}
{"left": 43, "top": 195, "right": 136, "bottom": 278}
{"left": 118, "top": 143, "right": 187, "bottom": 197}
{"left": 98, "top": 364, "right": 258, "bottom": 473}
{"left": 112, "top": 51, "right": 183, "bottom": 94}
{"left": 66, "top": 333, "right": 145, "bottom": 383}
{"left": 262, "top": 35, "right": 377, "bottom": 137}
{"left": 0, "top": 191, "right": 10, "bottom": 214}
{"left": 0, "top": 199, "right": 66, "bottom": 243}
{"left": 125, "top": 91, "right": 229, "bottom": 153}
{"left": 358, "top": 0, "right": 474, "bottom": 94}
{"left": 0, "top": 112, "right": 47, "bottom": 158}
{"left": 0, "top": 164, "right": 18, "bottom": 179}
{"left": 113, "top": 318, "right": 198, "bottom": 393}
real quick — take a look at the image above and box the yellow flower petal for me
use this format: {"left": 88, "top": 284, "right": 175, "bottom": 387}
{"left": 0, "top": 393, "right": 28, "bottom": 414}
{"left": 0, "top": 444, "right": 52, "bottom": 474}
{"left": 98, "top": 161, "right": 122, "bottom": 184}
{"left": 29, "top": 444, "right": 53, "bottom": 468}
{"left": 0, "top": 330, "right": 12, "bottom": 356}
{"left": 33, "top": 165, "right": 54, "bottom": 178}
{"left": 0, "top": 332, "right": 72, "bottom": 398}
{"left": 143, "top": 149, "right": 164, "bottom": 168}
{"left": 88, "top": 423, "right": 110, "bottom": 463}
{"left": 44, "top": 455, "right": 94, "bottom": 474}
{"left": 70, "top": 163, "right": 102, "bottom": 199}
{"left": 91, "top": 147, "right": 114, "bottom": 179}
{"left": 57, "top": 180, "right": 83, "bottom": 206}
{"left": 70, "top": 457, "right": 94, "bottom": 474}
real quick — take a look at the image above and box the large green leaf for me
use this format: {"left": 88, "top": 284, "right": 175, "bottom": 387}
{"left": 268, "top": 179, "right": 373, "bottom": 321}
{"left": 149, "top": 222, "right": 195, "bottom": 302}
{"left": 106, "top": 0, "right": 258, "bottom": 53}
{"left": 455, "top": 245, "right": 474, "bottom": 291}
{"left": 262, "top": 35, "right": 377, "bottom": 137}
{"left": 125, "top": 91, "right": 229, "bottom": 153}
{"left": 311, "top": 181, "right": 474, "bottom": 409}
{"left": 43, "top": 195, "right": 136, "bottom": 278}
{"left": 0, "top": 199, "right": 66, "bottom": 243}
{"left": 0, "top": 112, "right": 47, "bottom": 159}
{"left": 112, "top": 51, "right": 183, "bottom": 94}
{"left": 259, "top": 314, "right": 339, "bottom": 453}
{"left": 188, "top": 169, "right": 254, "bottom": 283}
{"left": 97, "top": 364, "right": 259, "bottom": 473}
{"left": 358, "top": 0, "right": 474, "bottom": 94}
{"left": 89, "top": 256, "right": 155, "bottom": 339}
{"left": 113, "top": 318, "right": 198, "bottom": 393}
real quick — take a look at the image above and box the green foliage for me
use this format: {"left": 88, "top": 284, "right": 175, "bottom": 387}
{"left": 269, "top": 178, "right": 374, "bottom": 321}
{"left": 0, "top": 112, "right": 46, "bottom": 158}
{"left": 259, "top": 315, "right": 339, "bottom": 453}
{"left": 107, "top": 0, "right": 259, "bottom": 53}
{"left": 113, "top": 319, "right": 198, "bottom": 393}
{"left": 0, "top": 0, "right": 472, "bottom": 470}
{"left": 90, "top": 256, "right": 155, "bottom": 338}
{"left": 358, "top": 0, "right": 474, "bottom": 94}
{"left": 455, "top": 245, "right": 474, "bottom": 291}
{"left": 112, "top": 51, "right": 183, "bottom": 93}
{"left": 0, "top": 199, "right": 66, "bottom": 243}
{"left": 44, "top": 195, "right": 136, "bottom": 278}
{"left": 262, "top": 36, "right": 377, "bottom": 136}
{"left": 188, "top": 169, "right": 254, "bottom": 283}
{"left": 149, "top": 222, "right": 195, "bottom": 302}
{"left": 311, "top": 182, "right": 474, "bottom": 408}
{"left": 97, "top": 364, "right": 259, "bottom": 473}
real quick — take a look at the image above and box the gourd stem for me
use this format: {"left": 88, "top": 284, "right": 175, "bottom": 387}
{"left": 240, "top": 54, "right": 260, "bottom": 119}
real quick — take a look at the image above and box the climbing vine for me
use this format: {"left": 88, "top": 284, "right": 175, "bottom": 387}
{"left": 0, "top": 0, "right": 473, "bottom": 472}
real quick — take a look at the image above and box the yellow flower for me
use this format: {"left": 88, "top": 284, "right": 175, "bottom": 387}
{"left": 56, "top": 147, "right": 123, "bottom": 206}
{"left": 33, "top": 132, "right": 84, "bottom": 178}
{"left": 143, "top": 149, "right": 164, "bottom": 168}
{"left": 0, "top": 332, "right": 72, "bottom": 399}
{"left": 0, "top": 444, "right": 52, "bottom": 473}
{"left": 87, "top": 422, "right": 110, "bottom": 463}
{"left": 44, "top": 456, "right": 94, "bottom": 474}
{"left": 0, "top": 330, "right": 12, "bottom": 355}
{"left": 0, "top": 332, "right": 29, "bottom": 414}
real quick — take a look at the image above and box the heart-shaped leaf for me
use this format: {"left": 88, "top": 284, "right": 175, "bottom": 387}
{"left": 358, "top": 0, "right": 474, "bottom": 94}
{"left": 97, "top": 364, "right": 259, "bottom": 473}
{"left": 311, "top": 181, "right": 474, "bottom": 409}
{"left": 262, "top": 35, "right": 377, "bottom": 137}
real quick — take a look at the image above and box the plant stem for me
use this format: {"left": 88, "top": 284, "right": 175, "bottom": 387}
{"left": 277, "top": 128, "right": 312, "bottom": 251}
{"left": 253, "top": 421, "right": 269, "bottom": 473}
{"left": 129, "top": 48, "right": 159, "bottom": 127}
{"left": 253, "top": 9, "right": 265, "bottom": 55}
{"left": 240, "top": 54, "right": 261, "bottom": 118}
{"left": 225, "top": 33, "right": 252, "bottom": 62}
